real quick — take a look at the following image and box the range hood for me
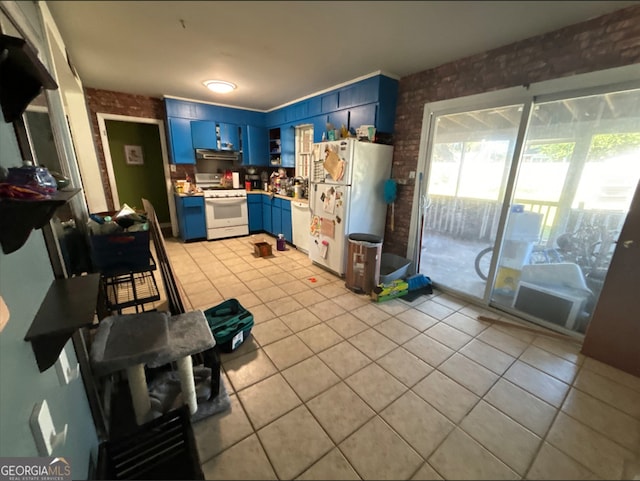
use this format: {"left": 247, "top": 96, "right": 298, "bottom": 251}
{"left": 195, "top": 149, "right": 239, "bottom": 162}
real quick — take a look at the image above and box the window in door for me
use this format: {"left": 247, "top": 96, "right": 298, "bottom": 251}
{"left": 493, "top": 89, "right": 640, "bottom": 334}
{"left": 420, "top": 105, "right": 525, "bottom": 300}
{"left": 418, "top": 85, "right": 640, "bottom": 335}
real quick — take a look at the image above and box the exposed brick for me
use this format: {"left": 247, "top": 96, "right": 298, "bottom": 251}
{"left": 84, "top": 88, "right": 165, "bottom": 210}
{"left": 384, "top": 5, "right": 640, "bottom": 257}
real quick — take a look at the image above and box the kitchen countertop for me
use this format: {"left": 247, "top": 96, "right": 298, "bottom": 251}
{"left": 175, "top": 192, "right": 204, "bottom": 197}
{"left": 247, "top": 190, "right": 308, "bottom": 203}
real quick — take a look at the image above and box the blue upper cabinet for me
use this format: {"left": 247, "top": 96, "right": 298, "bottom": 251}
{"left": 321, "top": 92, "right": 339, "bottom": 113}
{"left": 348, "top": 104, "right": 377, "bottom": 131}
{"left": 219, "top": 122, "right": 240, "bottom": 151}
{"left": 165, "top": 98, "right": 198, "bottom": 118}
{"left": 376, "top": 75, "right": 399, "bottom": 133}
{"left": 191, "top": 120, "right": 240, "bottom": 151}
{"left": 327, "top": 109, "right": 348, "bottom": 132}
{"left": 165, "top": 74, "right": 398, "bottom": 167}
{"left": 169, "top": 118, "right": 196, "bottom": 164}
{"left": 280, "top": 123, "right": 295, "bottom": 168}
{"left": 243, "top": 125, "right": 269, "bottom": 166}
{"left": 307, "top": 97, "right": 322, "bottom": 117}
{"left": 191, "top": 120, "right": 216, "bottom": 149}
{"left": 338, "top": 77, "right": 378, "bottom": 109}
{"left": 311, "top": 114, "right": 328, "bottom": 142}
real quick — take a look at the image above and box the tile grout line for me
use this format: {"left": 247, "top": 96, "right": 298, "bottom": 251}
{"left": 172, "top": 235, "right": 636, "bottom": 480}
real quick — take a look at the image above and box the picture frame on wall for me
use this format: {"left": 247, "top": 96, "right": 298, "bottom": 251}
{"left": 125, "top": 144, "right": 144, "bottom": 165}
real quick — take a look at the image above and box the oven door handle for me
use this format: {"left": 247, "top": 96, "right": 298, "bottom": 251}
{"left": 205, "top": 198, "right": 247, "bottom": 206}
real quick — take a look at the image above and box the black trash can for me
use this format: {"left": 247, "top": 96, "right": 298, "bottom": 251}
{"left": 345, "top": 233, "right": 383, "bottom": 294}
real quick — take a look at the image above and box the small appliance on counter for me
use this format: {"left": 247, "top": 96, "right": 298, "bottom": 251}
{"left": 245, "top": 170, "right": 261, "bottom": 190}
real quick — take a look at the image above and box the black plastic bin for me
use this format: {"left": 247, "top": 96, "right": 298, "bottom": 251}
{"left": 97, "top": 405, "right": 203, "bottom": 480}
{"left": 204, "top": 299, "right": 254, "bottom": 352}
{"left": 90, "top": 230, "right": 151, "bottom": 274}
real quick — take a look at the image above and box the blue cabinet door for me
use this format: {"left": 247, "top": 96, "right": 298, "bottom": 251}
{"left": 272, "top": 198, "right": 283, "bottom": 236}
{"left": 191, "top": 120, "right": 217, "bottom": 149}
{"left": 348, "top": 103, "right": 377, "bottom": 131}
{"left": 219, "top": 122, "right": 240, "bottom": 151}
{"left": 169, "top": 118, "right": 196, "bottom": 164}
{"left": 262, "top": 195, "right": 272, "bottom": 233}
{"left": 192, "top": 121, "right": 240, "bottom": 150}
{"left": 338, "top": 77, "right": 379, "bottom": 109}
{"left": 281, "top": 199, "right": 292, "bottom": 243}
{"left": 248, "top": 195, "right": 263, "bottom": 232}
{"left": 244, "top": 125, "right": 269, "bottom": 166}
{"left": 176, "top": 195, "right": 206, "bottom": 240}
{"left": 311, "top": 114, "right": 328, "bottom": 142}
{"left": 327, "top": 109, "right": 348, "bottom": 133}
{"left": 280, "top": 123, "right": 295, "bottom": 168}
{"left": 321, "top": 92, "right": 339, "bottom": 113}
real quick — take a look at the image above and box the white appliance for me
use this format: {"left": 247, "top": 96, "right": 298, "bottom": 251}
{"left": 513, "top": 262, "right": 591, "bottom": 330}
{"left": 309, "top": 138, "right": 393, "bottom": 276}
{"left": 291, "top": 200, "right": 310, "bottom": 253}
{"left": 195, "top": 173, "right": 249, "bottom": 240}
{"left": 513, "top": 281, "right": 589, "bottom": 330}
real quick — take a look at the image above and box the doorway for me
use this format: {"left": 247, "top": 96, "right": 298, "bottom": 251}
{"left": 418, "top": 84, "right": 640, "bottom": 335}
{"left": 97, "top": 114, "right": 175, "bottom": 232}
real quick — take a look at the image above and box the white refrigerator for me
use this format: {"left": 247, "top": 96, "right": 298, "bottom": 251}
{"left": 309, "top": 138, "right": 393, "bottom": 276}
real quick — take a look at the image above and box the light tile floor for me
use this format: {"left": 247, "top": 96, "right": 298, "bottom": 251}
{"left": 158, "top": 235, "right": 640, "bottom": 480}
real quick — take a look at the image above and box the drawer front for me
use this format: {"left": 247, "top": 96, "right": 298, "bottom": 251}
{"left": 182, "top": 196, "right": 204, "bottom": 208}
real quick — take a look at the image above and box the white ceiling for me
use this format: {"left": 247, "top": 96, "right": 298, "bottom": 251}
{"left": 46, "top": 1, "right": 635, "bottom": 112}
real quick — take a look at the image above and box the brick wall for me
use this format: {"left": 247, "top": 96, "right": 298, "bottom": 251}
{"left": 385, "top": 5, "right": 640, "bottom": 258}
{"left": 84, "top": 88, "right": 177, "bottom": 210}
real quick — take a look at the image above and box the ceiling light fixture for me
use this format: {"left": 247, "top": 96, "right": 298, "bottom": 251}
{"left": 203, "top": 80, "right": 236, "bottom": 94}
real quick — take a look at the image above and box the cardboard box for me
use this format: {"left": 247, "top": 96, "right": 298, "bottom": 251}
{"left": 253, "top": 241, "right": 272, "bottom": 258}
{"left": 371, "top": 279, "right": 409, "bottom": 302}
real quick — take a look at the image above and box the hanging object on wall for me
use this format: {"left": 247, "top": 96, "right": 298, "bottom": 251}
{"left": 0, "top": 295, "right": 9, "bottom": 333}
{"left": 124, "top": 145, "right": 144, "bottom": 165}
{"left": 384, "top": 179, "right": 397, "bottom": 231}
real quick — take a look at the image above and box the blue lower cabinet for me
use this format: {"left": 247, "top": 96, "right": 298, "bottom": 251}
{"left": 175, "top": 195, "right": 206, "bottom": 241}
{"left": 262, "top": 195, "right": 272, "bottom": 233}
{"left": 281, "top": 199, "right": 292, "bottom": 242}
{"left": 272, "top": 198, "right": 283, "bottom": 237}
{"left": 248, "top": 195, "right": 263, "bottom": 232}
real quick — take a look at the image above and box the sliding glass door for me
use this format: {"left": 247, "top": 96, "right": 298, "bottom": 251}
{"left": 420, "top": 104, "right": 525, "bottom": 299}
{"left": 419, "top": 86, "right": 640, "bottom": 334}
{"left": 491, "top": 88, "right": 640, "bottom": 333}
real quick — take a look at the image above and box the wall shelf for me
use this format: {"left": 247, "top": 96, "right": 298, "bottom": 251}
{"left": 0, "top": 34, "right": 58, "bottom": 123}
{"left": 24, "top": 273, "right": 101, "bottom": 372}
{"left": 0, "top": 188, "right": 80, "bottom": 254}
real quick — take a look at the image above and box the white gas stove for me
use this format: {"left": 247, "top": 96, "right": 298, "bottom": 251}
{"left": 195, "top": 173, "right": 249, "bottom": 240}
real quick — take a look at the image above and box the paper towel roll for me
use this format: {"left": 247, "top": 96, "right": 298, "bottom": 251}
{"left": 232, "top": 172, "right": 240, "bottom": 189}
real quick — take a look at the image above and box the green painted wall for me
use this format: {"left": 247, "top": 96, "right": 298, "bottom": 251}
{"left": 0, "top": 112, "right": 98, "bottom": 477}
{"left": 105, "top": 120, "right": 170, "bottom": 223}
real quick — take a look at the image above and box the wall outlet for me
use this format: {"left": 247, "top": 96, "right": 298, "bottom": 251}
{"left": 30, "top": 400, "right": 68, "bottom": 456}
{"left": 170, "top": 164, "right": 177, "bottom": 172}
{"left": 55, "top": 349, "right": 79, "bottom": 385}
{"left": 409, "top": 171, "right": 416, "bottom": 179}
